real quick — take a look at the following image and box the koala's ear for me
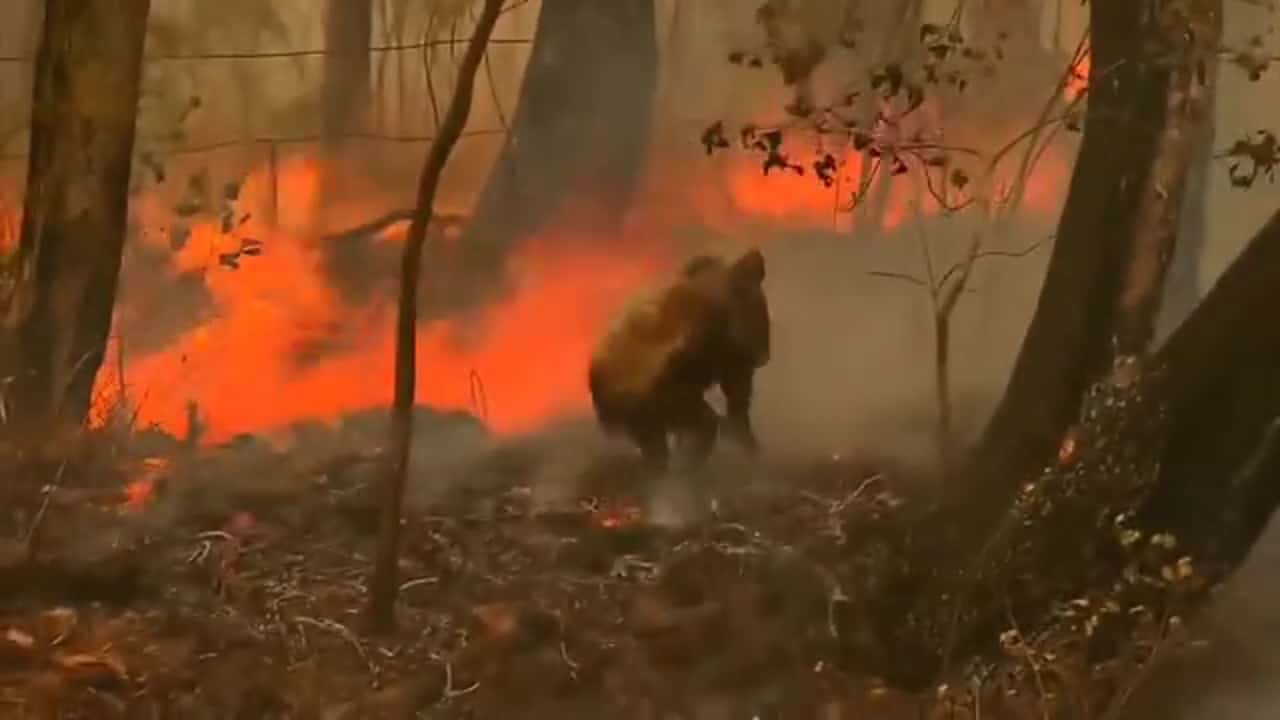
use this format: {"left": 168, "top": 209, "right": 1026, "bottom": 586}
{"left": 731, "top": 248, "right": 766, "bottom": 286}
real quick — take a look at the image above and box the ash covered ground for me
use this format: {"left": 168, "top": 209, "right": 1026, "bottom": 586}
{"left": 0, "top": 406, "right": 935, "bottom": 719}
{"left": 1, "top": 405, "right": 1279, "bottom": 718}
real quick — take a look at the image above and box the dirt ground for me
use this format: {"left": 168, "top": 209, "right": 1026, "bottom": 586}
{"left": 0, "top": 411, "right": 1222, "bottom": 719}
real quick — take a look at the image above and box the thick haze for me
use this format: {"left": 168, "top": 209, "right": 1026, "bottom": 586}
{"left": 1, "top": 1, "right": 1279, "bottom": 715}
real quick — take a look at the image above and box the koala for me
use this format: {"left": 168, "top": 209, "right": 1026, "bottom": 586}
{"left": 587, "top": 248, "right": 770, "bottom": 470}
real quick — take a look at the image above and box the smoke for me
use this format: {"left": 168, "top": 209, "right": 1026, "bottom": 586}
{"left": 1, "top": 0, "right": 1271, "bottom": 713}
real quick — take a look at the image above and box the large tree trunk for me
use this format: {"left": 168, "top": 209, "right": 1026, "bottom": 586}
{"left": 1140, "top": 206, "right": 1280, "bottom": 573}
{"left": 939, "top": 201, "right": 1280, "bottom": 687}
{"left": 0, "top": 0, "right": 150, "bottom": 438}
{"left": 1155, "top": 49, "right": 1220, "bottom": 343}
{"left": 422, "top": 0, "right": 658, "bottom": 317}
{"left": 320, "top": 0, "right": 373, "bottom": 211}
{"left": 949, "top": 0, "right": 1177, "bottom": 530}
{"left": 323, "top": 0, "right": 373, "bottom": 142}
{"left": 872, "top": 0, "right": 1224, "bottom": 686}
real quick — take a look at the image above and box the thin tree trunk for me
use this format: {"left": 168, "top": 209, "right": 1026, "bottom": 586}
{"left": 365, "top": 0, "right": 506, "bottom": 633}
{"left": 0, "top": 0, "right": 150, "bottom": 438}
{"left": 424, "top": 0, "right": 658, "bottom": 316}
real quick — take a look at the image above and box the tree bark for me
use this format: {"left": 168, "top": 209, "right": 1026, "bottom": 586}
{"left": 321, "top": 0, "right": 373, "bottom": 209}
{"left": 0, "top": 0, "right": 150, "bottom": 437}
{"left": 323, "top": 0, "right": 373, "bottom": 143}
{"left": 941, "top": 201, "right": 1280, "bottom": 692}
{"left": 850, "top": 203, "right": 1259, "bottom": 695}
{"left": 422, "top": 0, "right": 658, "bottom": 317}
{"left": 898, "top": 0, "right": 1223, "bottom": 681}
{"left": 1155, "top": 41, "right": 1220, "bottom": 343}
{"left": 1109, "top": 0, "right": 1220, "bottom": 357}
{"left": 1141, "top": 205, "right": 1280, "bottom": 573}
{"left": 950, "top": 0, "right": 1174, "bottom": 530}
{"left": 365, "top": 0, "right": 506, "bottom": 633}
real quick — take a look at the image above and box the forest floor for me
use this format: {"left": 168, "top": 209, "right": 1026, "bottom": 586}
{"left": 0, "top": 411, "right": 1233, "bottom": 719}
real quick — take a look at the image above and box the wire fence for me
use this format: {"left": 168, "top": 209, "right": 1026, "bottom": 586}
{"left": 0, "top": 36, "right": 533, "bottom": 64}
{"left": 0, "top": 8, "right": 537, "bottom": 165}
{"left": 0, "top": 128, "right": 510, "bottom": 165}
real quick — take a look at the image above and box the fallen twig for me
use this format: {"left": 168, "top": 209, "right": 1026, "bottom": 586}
{"left": 294, "top": 615, "right": 377, "bottom": 677}
{"left": 23, "top": 461, "right": 68, "bottom": 563}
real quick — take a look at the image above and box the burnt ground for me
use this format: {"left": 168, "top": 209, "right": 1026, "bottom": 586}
{"left": 0, "top": 411, "right": 1241, "bottom": 719}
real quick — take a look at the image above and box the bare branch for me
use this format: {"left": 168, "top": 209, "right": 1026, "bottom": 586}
{"left": 867, "top": 270, "right": 928, "bottom": 288}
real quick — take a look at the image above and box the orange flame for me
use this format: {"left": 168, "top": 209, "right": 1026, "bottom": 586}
{"left": 121, "top": 457, "right": 169, "bottom": 511}
{"left": 1065, "top": 50, "right": 1090, "bottom": 101}
{"left": 75, "top": 102, "right": 1077, "bottom": 445}
{"left": 93, "top": 156, "right": 671, "bottom": 444}
{"left": 592, "top": 502, "right": 642, "bottom": 529}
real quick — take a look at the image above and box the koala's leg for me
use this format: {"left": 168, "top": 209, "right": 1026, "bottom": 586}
{"left": 627, "top": 420, "right": 670, "bottom": 472}
{"left": 720, "top": 366, "right": 760, "bottom": 454}
{"left": 672, "top": 396, "right": 720, "bottom": 469}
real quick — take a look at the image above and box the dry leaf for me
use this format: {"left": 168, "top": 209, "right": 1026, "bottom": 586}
{"left": 38, "top": 607, "right": 78, "bottom": 646}
{"left": 0, "top": 628, "right": 37, "bottom": 663}
{"left": 51, "top": 650, "right": 130, "bottom": 688}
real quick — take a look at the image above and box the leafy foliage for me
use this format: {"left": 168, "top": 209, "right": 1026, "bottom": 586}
{"left": 133, "top": 1, "right": 295, "bottom": 195}
{"left": 1219, "top": 129, "right": 1279, "bottom": 188}
{"left": 708, "top": 1, "right": 1279, "bottom": 217}
{"left": 707, "top": 6, "right": 1030, "bottom": 217}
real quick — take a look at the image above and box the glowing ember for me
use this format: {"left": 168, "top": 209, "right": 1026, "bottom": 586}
{"left": 223, "top": 511, "right": 259, "bottom": 539}
{"left": 121, "top": 480, "right": 155, "bottom": 511}
{"left": 121, "top": 457, "right": 168, "bottom": 511}
{"left": 1065, "top": 50, "right": 1091, "bottom": 101}
{"left": 593, "top": 502, "right": 643, "bottom": 529}
{"left": 1057, "top": 428, "right": 1081, "bottom": 466}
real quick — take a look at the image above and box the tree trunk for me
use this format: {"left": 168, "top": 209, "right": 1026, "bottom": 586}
{"left": 365, "top": 0, "right": 506, "bottom": 634}
{"left": 1140, "top": 205, "right": 1280, "bottom": 574}
{"left": 1155, "top": 46, "right": 1220, "bottom": 343}
{"left": 894, "top": 0, "right": 1223, "bottom": 683}
{"left": 423, "top": 0, "right": 658, "bottom": 317}
{"left": 944, "top": 200, "right": 1280, "bottom": 689}
{"left": 323, "top": 0, "right": 373, "bottom": 143}
{"left": 1109, "top": 0, "right": 1219, "bottom": 357}
{"left": 0, "top": 0, "right": 150, "bottom": 438}
{"left": 321, "top": 0, "right": 373, "bottom": 209}
{"left": 950, "top": 0, "right": 1175, "bottom": 530}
